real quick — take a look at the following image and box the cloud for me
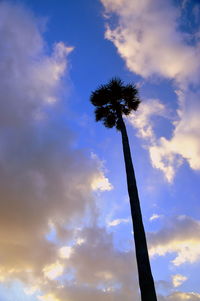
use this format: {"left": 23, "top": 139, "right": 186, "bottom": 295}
{"left": 128, "top": 98, "right": 166, "bottom": 142}
{"left": 102, "top": 0, "right": 200, "bottom": 82}
{"left": 91, "top": 153, "right": 113, "bottom": 191}
{"left": 107, "top": 218, "right": 130, "bottom": 227}
{"left": 127, "top": 90, "right": 200, "bottom": 182}
{"left": 39, "top": 295, "right": 60, "bottom": 301}
{"left": 0, "top": 4, "right": 142, "bottom": 301}
{"left": 149, "top": 215, "right": 200, "bottom": 266}
{"left": 0, "top": 1, "right": 114, "bottom": 297}
{"left": 43, "top": 262, "right": 64, "bottom": 280}
{"left": 63, "top": 226, "right": 137, "bottom": 285}
{"left": 91, "top": 171, "right": 113, "bottom": 191}
{"left": 172, "top": 274, "right": 187, "bottom": 288}
{"left": 37, "top": 225, "right": 140, "bottom": 301}
{"left": 165, "top": 292, "right": 200, "bottom": 301}
{"left": 59, "top": 246, "right": 74, "bottom": 259}
{"left": 101, "top": 0, "right": 200, "bottom": 181}
{"left": 149, "top": 89, "right": 200, "bottom": 181}
{"left": 149, "top": 214, "right": 163, "bottom": 222}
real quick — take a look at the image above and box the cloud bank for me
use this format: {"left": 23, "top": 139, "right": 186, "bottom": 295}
{"left": 149, "top": 215, "right": 200, "bottom": 266}
{"left": 0, "top": 2, "right": 117, "bottom": 300}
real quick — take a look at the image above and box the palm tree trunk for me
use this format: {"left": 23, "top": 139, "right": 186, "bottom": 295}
{"left": 118, "top": 113, "right": 157, "bottom": 301}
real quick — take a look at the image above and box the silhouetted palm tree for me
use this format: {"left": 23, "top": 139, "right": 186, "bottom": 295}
{"left": 90, "top": 78, "right": 157, "bottom": 301}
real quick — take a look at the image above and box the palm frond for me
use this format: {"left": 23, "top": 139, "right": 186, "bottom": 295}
{"left": 126, "top": 98, "right": 141, "bottom": 111}
{"left": 122, "top": 84, "right": 140, "bottom": 112}
{"left": 95, "top": 106, "right": 110, "bottom": 122}
{"left": 122, "top": 106, "right": 132, "bottom": 115}
{"left": 90, "top": 85, "right": 110, "bottom": 107}
{"left": 108, "top": 77, "right": 124, "bottom": 88}
{"left": 103, "top": 112, "right": 116, "bottom": 128}
{"left": 107, "top": 78, "right": 124, "bottom": 102}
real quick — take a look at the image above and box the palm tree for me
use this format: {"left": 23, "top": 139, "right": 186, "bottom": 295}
{"left": 90, "top": 78, "right": 157, "bottom": 301}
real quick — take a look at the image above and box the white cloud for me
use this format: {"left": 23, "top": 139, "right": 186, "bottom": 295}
{"left": 149, "top": 139, "right": 183, "bottom": 182}
{"left": 149, "top": 214, "right": 162, "bottom": 222}
{"left": 107, "top": 218, "right": 130, "bottom": 227}
{"left": 172, "top": 274, "right": 187, "bottom": 288}
{"left": 127, "top": 98, "right": 181, "bottom": 182}
{"left": 91, "top": 171, "right": 113, "bottom": 191}
{"left": 149, "top": 89, "right": 200, "bottom": 180}
{"left": 128, "top": 90, "right": 200, "bottom": 183}
{"left": 101, "top": 0, "right": 200, "bottom": 181}
{"left": 128, "top": 98, "right": 166, "bottom": 142}
{"left": 59, "top": 246, "right": 74, "bottom": 259}
{"left": 91, "top": 153, "right": 113, "bottom": 191}
{"left": 43, "top": 262, "right": 64, "bottom": 280}
{"left": 102, "top": 0, "right": 200, "bottom": 83}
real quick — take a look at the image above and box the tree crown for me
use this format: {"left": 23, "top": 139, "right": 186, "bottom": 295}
{"left": 90, "top": 78, "right": 140, "bottom": 129}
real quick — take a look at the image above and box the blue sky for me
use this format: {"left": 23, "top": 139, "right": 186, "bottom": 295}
{"left": 0, "top": 0, "right": 200, "bottom": 301}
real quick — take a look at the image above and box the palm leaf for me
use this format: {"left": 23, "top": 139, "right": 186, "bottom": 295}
{"left": 103, "top": 112, "right": 116, "bottom": 128}
{"left": 90, "top": 85, "right": 110, "bottom": 107}
{"left": 95, "top": 106, "right": 110, "bottom": 122}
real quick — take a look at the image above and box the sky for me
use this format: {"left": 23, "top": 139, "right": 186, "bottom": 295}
{"left": 0, "top": 0, "right": 199, "bottom": 300}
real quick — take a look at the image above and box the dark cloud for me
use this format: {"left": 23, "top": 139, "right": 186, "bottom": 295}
{"left": 0, "top": 1, "right": 104, "bottom": 281}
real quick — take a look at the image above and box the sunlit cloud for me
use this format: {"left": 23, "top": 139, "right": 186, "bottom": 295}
{"left": 59, "top": 246, "right": 74, "bottom": 259}
{"left": 152, "top": 240, "right": 200, "bottom": 266}
{"left": 39, "top": 294, "right": 61, "bottom": 301}
{"left": 43, "top": 262, "right": 64, "bottom": 280}
{"left": 172, "top": 274, "right": 187, "bottom": 288}
{"left": 149, "top": 89, "right": 200, "bottom": 180}
{"left": 75, "top": 237, "right": 85, "bottom": 245}
{"left": 149, "top": 216, "right": 200, "bottom": 265}
{"left": 91, "top": 172, "right": 113, "bottom": 191}
{"left": 165, "top": 292, "right": 200, "bottom": 301}
{"left": 91, "top": 153, "right": 113, "bottom": 191}
{"left": 23, "top": 285, "right": 39, "bottom": 295}
{"left": 149, "top": 141, "right": 183, "bottom": 182}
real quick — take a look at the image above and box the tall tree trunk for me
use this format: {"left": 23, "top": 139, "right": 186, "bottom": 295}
{"left": 118, "top": 113, "right": 157, "bottom": 301}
